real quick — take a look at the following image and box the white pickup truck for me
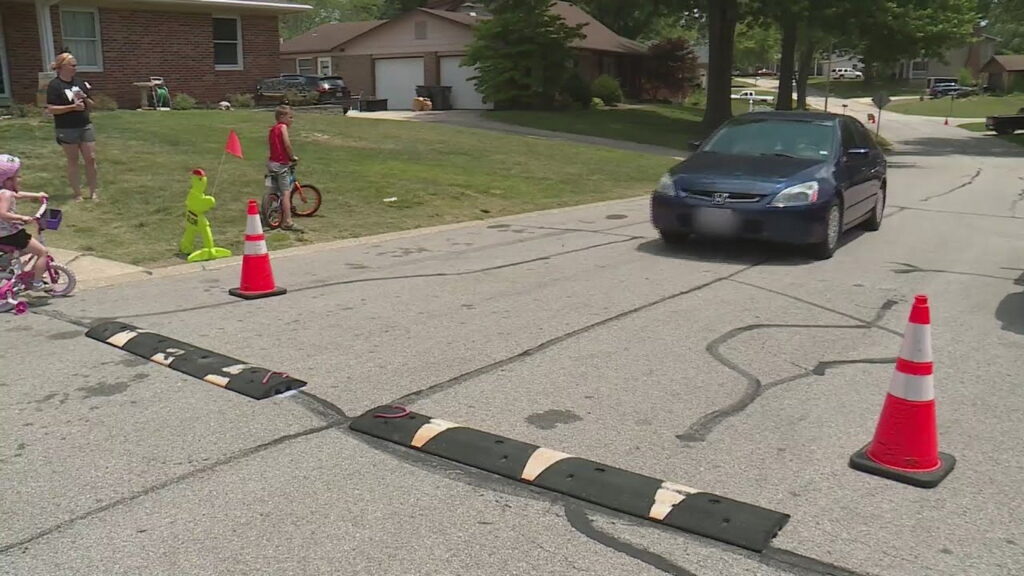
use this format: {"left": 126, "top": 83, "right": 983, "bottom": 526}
{"left": 731, "top": 90, "right": 774, "bottom": 103}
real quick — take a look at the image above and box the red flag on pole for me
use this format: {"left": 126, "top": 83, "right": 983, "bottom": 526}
{"left": 225, "top": 129, "right": 244, "bottom": 159}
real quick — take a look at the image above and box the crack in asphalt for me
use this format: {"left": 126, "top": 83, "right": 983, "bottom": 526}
{"left": 890, "top": 261, "right": 1020, "bottom": 281}
{"left": 104, "top": 236, "right": 644, "bottom": 321}
{"left": 888, "top": 205, "right": 1023, "bottom": 220}
{"left": 677, "top": 296, "right": 900, "bottom": 443}
{"left": 921, "top": 168, "right": 981, "bottom": 202}
{"left": 391, "top": 261, "right": 767, "bottom": 408}
{"left": 0, "top": 421, "right": 343, "bottom": 554}
{"left": 564, "top": 506, "right": 698, "bottom": 576}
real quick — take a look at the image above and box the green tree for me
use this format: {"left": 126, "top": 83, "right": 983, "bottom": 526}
{"left": 280, "top": 0, "right": 382, "bottom": 39}
{"left": 462, "top": 0, "right": 586, "bottom": 109}
{"left": 378, "top": 0, "right": 428, "bottom": 19}
{"left": 573, "top": 0, "right": 665, "bottom": 39}
{"left": 733, "top": 19, "right": 780, "bottom": 72}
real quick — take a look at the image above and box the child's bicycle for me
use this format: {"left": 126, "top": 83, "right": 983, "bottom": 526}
{"left": 0, "top": 201, "right": 77, "bottom": 315}
{"left": 260, "top": 160, "right": 322, "bottom": 230}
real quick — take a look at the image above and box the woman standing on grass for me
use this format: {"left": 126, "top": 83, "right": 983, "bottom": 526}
{"left": 46, "top": 52, "right": 99, "bottom": 202}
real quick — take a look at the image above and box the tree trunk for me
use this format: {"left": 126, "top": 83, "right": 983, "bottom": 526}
{"left": 796, "top": 38, "right": 814, "bottom": 110}
{"left": 775, "top": 16, "right": 797, "bottom": 111}
{"left": 702, "top": 0, "right": 739, "bottom": 129}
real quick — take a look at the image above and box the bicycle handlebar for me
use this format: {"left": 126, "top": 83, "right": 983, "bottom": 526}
{"left": 33, "top": 200, "right": 48, "bottom": 221}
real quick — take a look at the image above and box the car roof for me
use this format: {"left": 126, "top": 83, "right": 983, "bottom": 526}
{"left": 731, "top": 111, "right": 842, "bottom": 123}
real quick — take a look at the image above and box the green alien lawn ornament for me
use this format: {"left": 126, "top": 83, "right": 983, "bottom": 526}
{"left": 180, "top": 168, "right": 232, "bottom": 263}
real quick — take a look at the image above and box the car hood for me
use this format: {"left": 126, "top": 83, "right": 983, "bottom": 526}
{"left": 669, "top": 152, "right": 832, "bottom": 195}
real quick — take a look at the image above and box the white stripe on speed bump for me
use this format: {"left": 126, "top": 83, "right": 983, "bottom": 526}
{"left": 411, "top": 419, "right": 461, "bottom": 448}
{"left": 648, "top": 481, "right": 699, "bottom": 521}
{"left": 521, "top": 447, "right": 572, "bottom": 482}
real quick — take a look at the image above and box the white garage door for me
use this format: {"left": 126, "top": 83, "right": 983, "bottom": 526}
{"left": 440, "top": 56, "right": 492, "bottom": 110}
{"left": 374, "top": 57, "right": 423, "bottom": 111}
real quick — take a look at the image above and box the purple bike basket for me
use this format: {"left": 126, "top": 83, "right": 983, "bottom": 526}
{"left": 42, "top": 208, "right": 62, "bottom": 230}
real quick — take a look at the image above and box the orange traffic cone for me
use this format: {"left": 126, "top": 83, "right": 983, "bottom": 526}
{"left": 228, "top": 199, "right": 287, "bottom": 300}
{"left": 849, "top": 295, "right": 955, "bottom": 488}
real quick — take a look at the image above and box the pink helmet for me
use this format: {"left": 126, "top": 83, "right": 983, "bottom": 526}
{"left": 0, "top": 154, "right": 21, "bottom": 183}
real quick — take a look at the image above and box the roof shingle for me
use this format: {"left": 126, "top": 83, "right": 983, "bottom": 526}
{"left": 280, "top": 20, "right": 387, "bottom": 54}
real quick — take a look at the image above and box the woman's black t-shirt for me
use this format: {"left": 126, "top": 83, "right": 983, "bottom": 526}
{"left": 46, "top": 76, "right": 92, "bottom": 129}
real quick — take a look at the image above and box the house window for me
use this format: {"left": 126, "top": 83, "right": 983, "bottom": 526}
{"left": 414, "top": 21, "right": 427, "bottom": 40}
{"left": 911, "top": 59, "right": 929, "bottom": 73}
{"left": 60, "top": 8, "right": 103, "bottom": 71}
{"left": 213, "top": 16, "right": 242, "bottom": 70}
{"left": 317, "top": 56, "right": 331, "bottom": 76}
{"left": 296, "top": 58, "right": 314, "bottom": 75}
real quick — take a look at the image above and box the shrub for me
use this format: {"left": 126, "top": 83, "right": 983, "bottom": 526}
{"left": 90, "top": 92, "right": 118, "bottom": 111}
{"left": 591, "top": 97, "right": 605, "bottom": 108}
{"left": 591, "top": 74, "right": 623, "bottom": 106}
{"left": 957, "top": 67, "right": 975, "bottom": 87}
{"left": 3, "top": 103, "right": 43, "bottom": 118}
{"left": 173, "top": 93, "right": 197, "bottom": 110}
{"left": 229, "top": 93, "right": 255, "bottom": 108}
{"left": 560, "top": 73, "right": 591, "bottom": 108}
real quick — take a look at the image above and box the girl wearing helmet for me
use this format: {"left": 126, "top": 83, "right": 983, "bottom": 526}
{"left": 0, "top": 155, "right": 51, "bottom": 290}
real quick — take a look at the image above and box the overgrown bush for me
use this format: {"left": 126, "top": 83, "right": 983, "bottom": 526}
{"left": 90, "top": 92, "right": 118, "bottom": 111}
{"left": 173, "top": 93, "right": 197, "bottom": 110}
{"left": 591, "top": 97, "right": 605, "bottom": 108}
{"left": 3, "top": 103, "right": 43, "bottom": 118}
{"left": 957, "top": 67, "right": 975, "bottom": 87}
{"left": 591, "top": 74, "right": 623, "bottom": 106}
{"left": 229, "top": 93, "right": 255, "bottom": 108}
{"left": 560, "top": 73, "right": 591, "bottom": 109}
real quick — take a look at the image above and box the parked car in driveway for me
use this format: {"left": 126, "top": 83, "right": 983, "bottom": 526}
{"left": 255, "top": 75, "right": 351, "bottom": 111}
{"left": 650, "top": 111, "right": 887, "bottom": 260}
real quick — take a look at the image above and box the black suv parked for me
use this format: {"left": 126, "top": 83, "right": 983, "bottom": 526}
{"left": 255, "top": 75, "right": 352, "bottom": 110}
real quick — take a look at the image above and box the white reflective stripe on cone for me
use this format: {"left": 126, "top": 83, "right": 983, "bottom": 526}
{"left": 244, "top": 240, "right": 268, "bottom": 255}
{"left": 245, "top": 214, "right": 263, "bottom": 235}
{"left": 889, "top": 371, "right": 935, "bottom": 402}
{"left": 898, "top": 323, "right": 933, "bottom": 363}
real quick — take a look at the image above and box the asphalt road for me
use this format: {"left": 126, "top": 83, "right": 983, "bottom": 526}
{"left": 2, "top": 101, "right": 1022, "bottom": 576}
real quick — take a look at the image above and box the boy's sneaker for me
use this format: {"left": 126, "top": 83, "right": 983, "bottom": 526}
{"left": 29, "top": 281, "right": 52, "bottom": 292}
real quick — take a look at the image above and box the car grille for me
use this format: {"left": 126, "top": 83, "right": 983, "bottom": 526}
{"left": 685, "top": 190, "right": 761, "bottom": 203}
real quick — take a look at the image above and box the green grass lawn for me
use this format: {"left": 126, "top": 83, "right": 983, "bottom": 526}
{"left": 887, "top": 94, "right": 1024, "bottom": 118}
{"left": 0, "top": 110, "right": 675, "bottom": 267}
{"left": 488, "top": 101, "right": 764, "bottom": 150}
{"left": 807, "top": 78, "right": 925, "bottom": 99}
{"left": 957, "top": 121, "right": 1024, "bottom": 147}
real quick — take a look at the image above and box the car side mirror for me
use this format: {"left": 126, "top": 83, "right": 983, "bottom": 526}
{"left": 688, "top": 140, "right": 702, "bottom": 151}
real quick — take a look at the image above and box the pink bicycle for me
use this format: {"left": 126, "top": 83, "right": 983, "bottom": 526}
{"left": 0, "top": 200, "right": 76, "bottom": 315}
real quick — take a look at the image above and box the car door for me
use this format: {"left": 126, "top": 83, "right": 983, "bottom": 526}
{"left": 837, "top": 117, "right": 874, "bottom": 223}
{"left": 850, "top": 119, "right": 885, "bottom": 213}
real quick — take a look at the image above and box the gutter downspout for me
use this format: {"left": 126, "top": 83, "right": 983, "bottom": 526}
{"left": 35, "top": 0, "right": 60, "bottom": 72}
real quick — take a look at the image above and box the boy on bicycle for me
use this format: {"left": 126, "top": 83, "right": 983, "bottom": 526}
{"left": 267, "top": 105, "right": 300, "bottom": 231}
{"left": 0, "top": 154, "right": 51, "bottom": 290}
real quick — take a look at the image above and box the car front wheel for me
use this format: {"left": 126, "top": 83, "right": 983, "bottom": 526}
{"left": 810, "top": 200, "right": 842, "bottom": 260}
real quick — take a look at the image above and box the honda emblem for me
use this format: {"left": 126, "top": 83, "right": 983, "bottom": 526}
{"left": 711, "top": 193, "right": 728, "bottom": 205}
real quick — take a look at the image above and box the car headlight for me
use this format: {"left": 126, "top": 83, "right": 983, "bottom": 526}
{"left": 770, "top": 181, "right": 819, "bottom": 207}
{"left": 654, "top": 173, "right": 677, "bottom": 196}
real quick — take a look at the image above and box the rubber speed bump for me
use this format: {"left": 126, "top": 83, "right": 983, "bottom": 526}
{"left": 86, "top": 321, "right": 306, "bottom": 400}
{"left": 351, "top": 406, "right": 790, "bottom": 552}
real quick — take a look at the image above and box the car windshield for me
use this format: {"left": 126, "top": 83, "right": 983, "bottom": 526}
{"left": 701, "top": 118, "right": 836, "bottom": 161}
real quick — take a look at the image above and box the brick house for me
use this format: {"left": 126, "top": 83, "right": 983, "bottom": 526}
{"left": 0, "top": 0, "right": 311, "bottom": 109}
{"left": 279, "top": 1, "right": 648, "bottom": 110}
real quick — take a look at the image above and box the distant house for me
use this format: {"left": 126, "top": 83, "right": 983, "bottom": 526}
{"left": 279, "top": 1, "right": 648, "bottom": 110}
{"left": 0, "top": 0, "right": 311, "bottom": 108}
{"left": 980, "top": 54, "right": 1024, "bottom": 92}
{"left": 893, "top": 29, "right": 999, "bottom": 81}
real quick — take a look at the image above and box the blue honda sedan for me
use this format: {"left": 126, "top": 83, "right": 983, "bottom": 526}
{"left": 650, "top": 111, "right": 887, "bottom": 259}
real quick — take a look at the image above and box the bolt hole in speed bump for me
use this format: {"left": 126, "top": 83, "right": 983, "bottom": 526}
{"left": 849, "top": 294, "right": 956, "bottom": 488}
{"left": 229, "top": 199, "right": 287, "bottom": 300}
{"left": 85, "top": 321, "right": 306, "bottom": 400}
{"left": 351, "top": 406, "right": 790, "bottom": 553}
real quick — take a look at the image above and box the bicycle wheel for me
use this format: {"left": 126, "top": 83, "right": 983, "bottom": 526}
{"left": 46, "top": 263, "right": 77, "bottom": 297}
{"left": 290, "top": 184, "right": 322, "bottom": 217}
{"left": 261, "top": 193, "right": 283, "bottom": 230}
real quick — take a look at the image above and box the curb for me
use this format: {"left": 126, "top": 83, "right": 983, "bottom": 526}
{"left": 351, "top": 405, "right": 790, "bottom": 553}
{"left": 78, "top": 195, "right": 655, "bottom": 290}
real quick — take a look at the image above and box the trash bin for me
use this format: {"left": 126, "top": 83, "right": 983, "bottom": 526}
{"left": 415, "top": 85, "right": 453, "bottom": 110}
